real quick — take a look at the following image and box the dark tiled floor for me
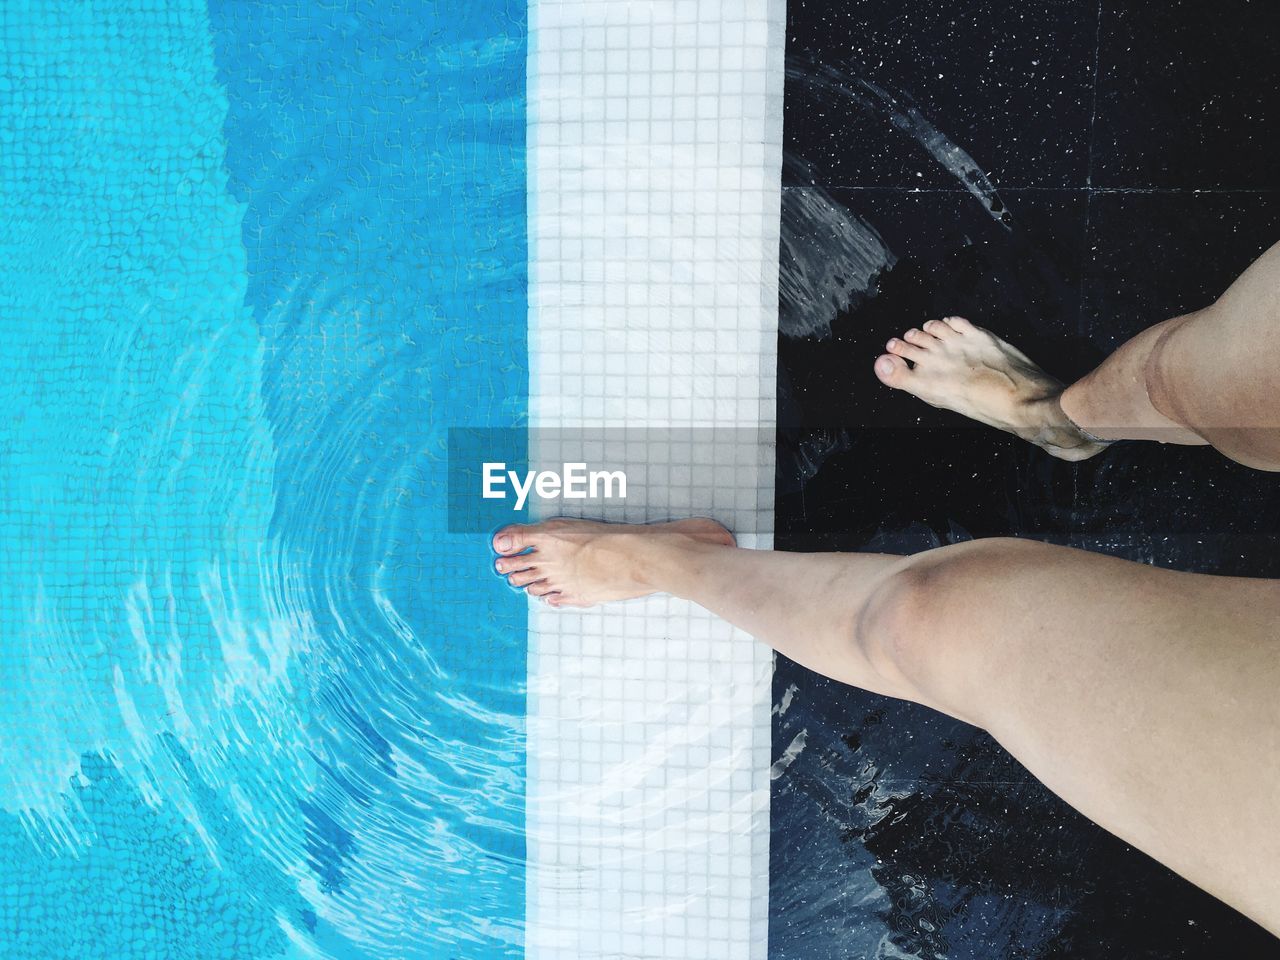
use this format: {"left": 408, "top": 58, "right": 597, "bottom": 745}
{"left": 783, "top": 0, "right": 1098, "bottom": 188}
{"left": 1092, "top": 0, "right": 1280, "bottom": 190}
{"left": 1082, "top": 192, "right": 1280, "bottom": 346}
{"left": 774, "top": 1, "right": 1280, "bottom": 957}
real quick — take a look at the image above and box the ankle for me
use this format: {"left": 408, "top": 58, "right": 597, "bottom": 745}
{"left": 636, "top": 535, "right": 726, "bottom": 598}
{"left": 1010, "top": 389, "right": 1067, "bottom": 440}
{"left": 1013, "top": 392, "right": 1109, "bottom": 459}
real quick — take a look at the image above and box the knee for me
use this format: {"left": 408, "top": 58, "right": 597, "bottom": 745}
{"left": 854, "top": 555, "right": 950, "bottom": 687}
{"left": 853, "top": 540, "right": 1026, "bottom": 711}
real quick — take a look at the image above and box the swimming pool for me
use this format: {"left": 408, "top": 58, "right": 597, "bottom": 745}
{"left": 0, "top": 2, "right": 527, "bottom": 957}
{"left": 4, "top": 0, "right": 817, "bottom": 952}
{"left": 0, "top": 0, "right": 792, "bottom": 952}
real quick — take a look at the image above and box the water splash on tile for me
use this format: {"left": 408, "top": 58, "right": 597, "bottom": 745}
{"left": 787, "top": 59, "right": 1013, "bottom": 227}
{"left": 779, "top": 156, "right": 896, "bottom": 339}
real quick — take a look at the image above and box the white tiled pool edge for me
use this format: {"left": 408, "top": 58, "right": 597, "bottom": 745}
{"left": 527, "top": 1, "right": 784, "bottom": 956}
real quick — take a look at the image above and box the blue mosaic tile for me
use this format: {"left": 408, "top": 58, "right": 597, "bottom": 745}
{"left": 0, "top": 2, "right": 528, "bottom": 957}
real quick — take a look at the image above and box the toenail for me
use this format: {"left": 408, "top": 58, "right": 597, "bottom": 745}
{"left": 876, "top": 357, "right": 894, "bottom": 375}
{"left": 887, "top": 338, "right": 898, "bottom": 348}
{"left": 495, "top": 559, "right": 506, "bottom": 572}
{"left": 496, "top": 535, "right": 511, "bottom": 551}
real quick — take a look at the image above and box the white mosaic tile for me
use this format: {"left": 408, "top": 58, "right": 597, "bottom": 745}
{"left": 527, "top": 0, "right": 784, "bottom": 956}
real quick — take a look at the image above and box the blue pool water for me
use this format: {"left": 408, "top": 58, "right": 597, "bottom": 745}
{"left": 0, "top": 2, "right": 527, "bottom": 957}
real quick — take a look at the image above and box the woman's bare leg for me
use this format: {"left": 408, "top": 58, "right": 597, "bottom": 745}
{"left": 873, "top": 240, "right": 1280, "bottom": 469}
{"left": 494, "top": 519, "right": 1280, "bottom": 934}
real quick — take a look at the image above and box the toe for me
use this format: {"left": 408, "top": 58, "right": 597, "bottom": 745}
{"left": 526, "top": 580, "right": 558, "bottom": 599}
{"left": 922, "top": 319, "right": 955, "bottom": 339}
{"left": 492, "top": 524, "right": 530, "bottom": 556}
{"left": 942, "top": 315, "right": 975, "bottom": 334}
{"left": 902, "top": 327, "right": 935, "bottom": 347}
{"left": 886, "top": 336, "right": 926, "bottom": 362}
{"left": 506, "top": 567, "right": 542, "bottom": 588}
{"left": 494, "top": 555, "right": 533, "bottom": 575}
{"left": 874, "top": 353, "right": 912, "bottom": 387}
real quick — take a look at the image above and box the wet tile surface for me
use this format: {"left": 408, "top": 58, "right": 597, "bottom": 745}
{"left": 774, "top": 1, "right": 1280, "bottom": 957}
{"left": 1092, "top": 0, "right": 1280, "bottom": 189}
{"left": 783, "top": 0, "right": 1097, "bottom": 189}
{"left": 1082, "top": 191, "right": 1280, "bottom": 346}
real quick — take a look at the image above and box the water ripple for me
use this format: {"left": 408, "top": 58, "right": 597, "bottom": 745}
{"left": 1, "top": 3, "right": 528, "bottom": 958}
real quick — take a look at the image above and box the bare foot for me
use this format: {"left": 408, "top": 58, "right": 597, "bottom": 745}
{"left": 491, "top": 517, "right": 734, "bottom": 608}
{"left": 873, "top": 316, "right": 1109, "bottom": 461}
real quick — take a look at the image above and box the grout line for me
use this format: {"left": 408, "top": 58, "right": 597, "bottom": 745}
{"left": 1080, "top": 0, "right": 1105, "bottom": 338}
{"left": 1084, "top": 0, "right": 1104, "bottom": 192}
{"left": 1073, "top": 0, "right": 1105, "bottom": 537}
{"left": 798, "top": 186, "right": 1280, "bottom": 194}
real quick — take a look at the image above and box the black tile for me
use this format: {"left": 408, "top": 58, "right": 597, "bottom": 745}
{"left": 777, "top": 188, "right": 1092, "bottom": 543}
{"left": 781, "top": 187, "right": 1094, "bottom": 430}
{"left": 1069, "top": 439, "right": 1280, "bottom": 574}
{"left": 777, "top": 6, "right": 1280, "bottom": 957}
{"left": 785, "top": 0, "right": 1097, "bottom": 189}
{"left": 769, "top": 661, "right": 1032, "bottom": 960}
{"left": 1092, "top": 0, "right": 1280, "bottom": 189}
{"left": 771, "top": 652, "right": 1280, "bottom": 960}
{"left": 1082, "top": 191, "right": 1280, "bottom": 346}
{"left": 1070, "top": 192, "right": 1280, "bottom": 570}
